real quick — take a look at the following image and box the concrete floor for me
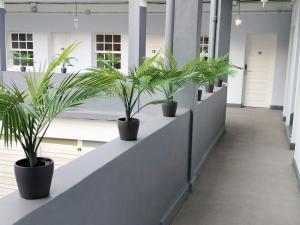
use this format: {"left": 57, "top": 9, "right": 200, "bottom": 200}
{"left": 172, "top": 107, "right": 300, "bottom": 225}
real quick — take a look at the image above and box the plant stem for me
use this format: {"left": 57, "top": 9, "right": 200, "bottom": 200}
{"left": 28, "top": 154, "right": 38, "bottom": 168}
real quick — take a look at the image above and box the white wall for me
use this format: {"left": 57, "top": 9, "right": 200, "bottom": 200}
{"left": 287, "top": 0, "right": 300, "bottom": 175}
{"left": 227, "top": 12, "right": 291, "bottom": 106}
{"left": 5, "top": 13, "right": 165, "bottom": 74}
{"left": 4, "top": 11, "right": 291, "bottom": 107}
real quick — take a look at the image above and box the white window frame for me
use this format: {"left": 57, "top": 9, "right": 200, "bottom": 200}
{"left": 9, "top": 32, "right": 34, "bottom": 67}
{"left": 200, "top": 36, "right": 209, "bottom": 53}
{"left": 94, "top": 34, "right": 122, "bottom": 69}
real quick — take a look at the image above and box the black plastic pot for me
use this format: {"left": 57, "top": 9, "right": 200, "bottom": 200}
{"left": 205, "top": 84, "right": 214, "bottom": 93}
{"left": 117, "top": 118, "right": 140, "bottom": 141}
{"left": 14, "top": 157, "right": 54, "bottom": 200}
{"left": 162, "top": 101, "right": 178, "bottom": 117}
{"left": 215, "top": 78, "right": 223, "bottom": 87}
{"left": 61, "top": 68, "right": 67, "bottom": 74}
{"left": 20, "top": 66, "right": 26, "bottom": 72}
{"left": 197, "top": 89, "right": 202, "bottom": 101}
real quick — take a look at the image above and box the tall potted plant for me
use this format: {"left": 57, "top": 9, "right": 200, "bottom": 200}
{"left": 85, "top": 53, "right": 170, "bottom": 141}
{"left": 0, "top": 44, "right": 113, "bottom": 199}
{"left": 61, "top": 56, "right": 77, "bottom": 74}
{"left": 10, "top": 51, "right": 34, "bottom": 72}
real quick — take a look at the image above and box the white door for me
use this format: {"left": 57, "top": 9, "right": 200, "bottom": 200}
{"left": 52, "top": 33, "right": 71, "bottom": 57}
{"left": 243, "top": 33, "right": 277, "bottom": 107}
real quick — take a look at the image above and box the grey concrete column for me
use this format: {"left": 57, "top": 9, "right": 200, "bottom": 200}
{"left": 215, "top": 0, "right": 233, "bottom": 57}
{"left": 0, "top": 1, "right": 6, "bottom": 80}
{"left": 208, "top": 0, "right": 218, "bottom": 58}
{"left": 128, "top": 0, "right": 147, "bottom": 69}
{"left": 165, "top": 0, "right": 175, "bottom": 54}
{"left": 173, "top": 0, "right": 202, "bottom": 109}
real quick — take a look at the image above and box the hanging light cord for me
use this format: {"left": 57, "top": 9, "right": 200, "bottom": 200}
{"left": 75, "top": 0, "right": 78, "bottom": 17}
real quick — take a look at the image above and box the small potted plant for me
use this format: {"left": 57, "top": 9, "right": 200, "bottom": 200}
{"left": 86, "top": 53, "right": 169, "bottom": 141}
{"left": 211, "top": 54, "right": 233, "bottom": 87}
{"left": 61, "top": 56, "right": 77, "bottom": 74}
{"left": 0, "top": 43, "right": 113, "bottom": 199}
{"left": 10, "top": 51, "right": 34, "bottom": 72}
{"left": 154, "top": 52, "right": 193, "bottom": 117}
{"left": 187, "top": 54, "right": 233, "bottom": 93}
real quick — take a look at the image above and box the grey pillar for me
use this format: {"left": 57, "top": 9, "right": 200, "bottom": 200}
{"left": 208, "top": 0, "right": 218, "bottom": 58}
{"left": 215, "top": 0, "right": 233, "bottom": 57}
{"left": 128, "top": 0, "right": 147, "bottom": 69}
{"left": 173, "top": 0, "right": 202, "bottom": 109}
{"left": 165, "top": 0, "right": 175, "bottom": 54}
{"left": 0, "top": 3, "right": 6, "bottom": 81}
{"left": 215, "top": 0, "right": 233, "bottom": 82}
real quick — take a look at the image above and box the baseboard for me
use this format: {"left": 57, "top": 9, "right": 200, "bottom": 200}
{"left": 160, "top": 184, "right": 190, "bottom": 225}
{"left": 190, "top": 126, "right": 225, "bottom": 187}
{"left": 270, "top": 105, "right": 283, "bottom": 110}
{"left": 227, "top": 103, "right": 242, "bottom": 108}
{"left": 292, "top": 159, "right": 300, "bottom": 191}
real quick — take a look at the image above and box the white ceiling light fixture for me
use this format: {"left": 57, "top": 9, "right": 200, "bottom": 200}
{"left": 73, "top": 0, "right": 79, "bottom": 30}
{"left": 234, "top": 0, "right": 242, "bottom": 27}
{"left": 261, "top": 0, "right": 268, "bottom": 8}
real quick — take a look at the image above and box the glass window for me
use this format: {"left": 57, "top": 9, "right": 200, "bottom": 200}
{"left": 200, "top": 36, "right": 209, "bottom": 54}
{"left": 11, "top": 32, "right": 34, "bottom": 66}
{"left": 95, "top": 34, "right": 122, "bottom": 69}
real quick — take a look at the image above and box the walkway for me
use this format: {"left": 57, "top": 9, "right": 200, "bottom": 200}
{"left": 172, "top": 107, "right": 300, "bottom": 225}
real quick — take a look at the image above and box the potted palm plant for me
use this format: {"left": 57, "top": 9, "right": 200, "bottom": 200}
{"left": 85, "top": 53, "right": 170, "bottom": 141}
{"left": 211, "top": 54, "right": 233, "bottom": 87}
{"left": 61, "top": 56, "right": 77, "bottom": 74}
{"left": 187, "top": 54, "right": 233, "bottom": 93}
{"left": 0, "top": 43, "right": 113, "bottom": 199}
{"left": 153, "top": 52, "right": 194, "bottom": 117}
{"left": 10, "top": 51, "right": 34, "bottom": 72}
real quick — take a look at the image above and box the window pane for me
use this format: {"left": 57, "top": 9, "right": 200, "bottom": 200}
{"left": 97, "top": 53, "right": 104, "bottom": 60}
{"left": 27, "top": 34, "right": 32, "bottom": 41}
{"left": 96, "top": 43, "right": 104, "bottom": 51}
{"left": 27, "top": 42, "right": 33, "bottom": 49}
{"left": 113, "top": 35, "right": 121, "bottom": 43}
{"left": 105, "top": 44, "right": 112, "bottom": 51}
{"left": 105, "top": 35, "right": 112, "bottom": 42}
{"left": 115, "top": 63, "right": 121, "bottom": 69}
{"left": 13, "top": 58, "right": 20, "bottom": 65}
{"left": 96, "top": 35, "right": 104, "bottom": 42}
{"left": 28, "top": 51, "right": 34, "bottom": 58}
{"left": 204, "top": 37, "right": 209, "bottom": 44}
{"left": 12, "top": 42, "right": 19, "bottom": 48}
{"left": 19, "top": 34, "right": 26, "bottom": 41}
{"left": 28, "top": 59, "right": 34, "bottom": 66}
{"left": 12, "top": 33, "right": 18, "bottom": 41}
{"left": 20, "top": 42, "right": 26, "bottom": 49}
{"left": 113, "top": 44, "right": 121, "bottom": 51}
{"left": 20, "top": 51, "right": 27, "bottom": 57}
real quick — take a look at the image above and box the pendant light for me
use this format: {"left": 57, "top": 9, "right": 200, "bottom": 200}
{"left": 73, "top": 0, "right": 79, "bottom": 30}
{"left": 234, "top": 0, "right": 242, "bottom": 27}
{"left": 261, "top": 0, "right": 268, "bottom": 8}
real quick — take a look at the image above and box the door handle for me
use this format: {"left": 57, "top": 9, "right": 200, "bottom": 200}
{"left": 245, "top": 64, "right": 248, "bottom": 70}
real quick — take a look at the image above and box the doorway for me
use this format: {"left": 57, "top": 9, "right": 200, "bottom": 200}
{"left": 243, "top": 33, "right": 277, "bottom": 108}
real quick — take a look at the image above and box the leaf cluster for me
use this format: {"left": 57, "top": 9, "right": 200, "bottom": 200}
{"left": 0, "top": 43, "right": 111, "bottom": 167}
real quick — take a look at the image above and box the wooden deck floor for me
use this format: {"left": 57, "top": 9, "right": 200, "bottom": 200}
{"left": 0, "top": 141, "right": 97, "bottom": 199}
